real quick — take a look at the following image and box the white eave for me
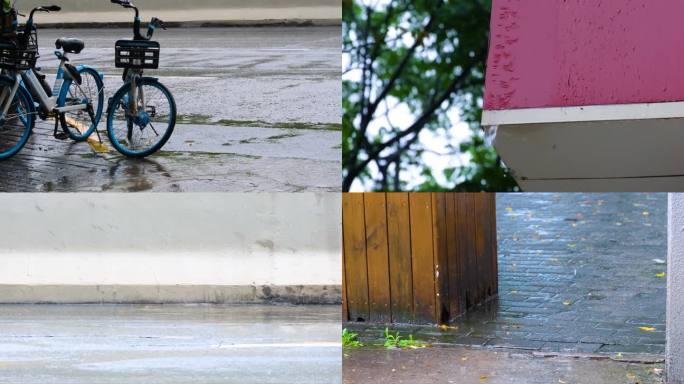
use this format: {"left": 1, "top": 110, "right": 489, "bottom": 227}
{"left": 481, "top": 101, "right": 684, "bottom": 126}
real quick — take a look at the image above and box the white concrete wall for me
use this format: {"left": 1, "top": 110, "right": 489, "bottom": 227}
{"left": 668, "top": 194, "right": 684, "bottom": 383}
{"left": 0, "top": 193, "right": 341, "bottom": 287}
{"left": 16, "top": 0, "right": 340, "bottom": 24}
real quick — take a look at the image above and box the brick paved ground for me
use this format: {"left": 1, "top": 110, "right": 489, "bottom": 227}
{"left": 344, "top": 347, "right": 664, "bottom": 384}
{"left": 347, "top": 193, "right": 667, "bottom": 355}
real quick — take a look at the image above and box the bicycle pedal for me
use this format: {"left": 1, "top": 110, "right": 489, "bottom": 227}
{"left": 53, "top": 132, "right": 69, "bottom": 140}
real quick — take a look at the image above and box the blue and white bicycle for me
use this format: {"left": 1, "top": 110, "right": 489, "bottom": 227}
{"left": 0, "top": 4, "right": 104, "bottom": 159}
{"left": 106, "top": 0, "right": 176, "bottom": 158}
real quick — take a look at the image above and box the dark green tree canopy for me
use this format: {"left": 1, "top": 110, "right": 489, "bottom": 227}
{"left": 342, "top": 0, "right": 518, "bottom": 192}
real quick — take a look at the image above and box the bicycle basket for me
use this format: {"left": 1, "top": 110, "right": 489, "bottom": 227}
{"left": 115, "top": 40, "right": 160, "bottom": 69}
{"left": 0, "top": 26, "right": 38, "bottom": 70}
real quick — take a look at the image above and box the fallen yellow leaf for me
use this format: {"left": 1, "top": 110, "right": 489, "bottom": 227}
{"left": 568, "top": 244, "right": 577, "bottom": 249}
{"left": 639, "top": 326, "right": 656, "bottom": 332}
{"left": 656, "top": 272, "right": 665, "bottom": 278}
{"left": 479, "top": 375, "right": 488, "bottom": 381}
{"left": 505, "top": 207, "right": 513, "bottom": 212}
{"left": 461, "top": 356, "right": 468, "bottom": 362}
{"left": 563, "top": 301, "right": 572, "bottom": 306}
{"left": 88, "top": 140, "right": 109, "bottom": 154}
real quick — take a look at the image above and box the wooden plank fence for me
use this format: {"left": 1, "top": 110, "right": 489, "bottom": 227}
{"left": 343, "top": 193, "right": 498, "bottom": 325}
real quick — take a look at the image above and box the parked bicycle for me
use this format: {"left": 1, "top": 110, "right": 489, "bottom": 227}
{"left": 107, "top": 0, "right": 176, "bottom": 158}
{"left": 0, "top": 4, "right": 104, "bottom": 159}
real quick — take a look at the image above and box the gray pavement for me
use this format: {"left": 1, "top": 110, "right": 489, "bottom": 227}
{"left": 0, "top": 304, "right": 341, "bottom": 384}
{"left": 343, "top": 347, "right": 664, "bottom": 384}
{"left": 347, "top": 193, "right": 667, "bottom": 355}
{"left": 0, "top": 27, "right": 340, "bottom": 191}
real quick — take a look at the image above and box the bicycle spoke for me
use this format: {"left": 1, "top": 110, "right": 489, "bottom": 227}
{"left": 109, "top": 81, "right": 173, "bottom": 155}
{"left": 61, "top": 70, "right": 102, "bottom": 140}
{"left": 147, "top": 122, "right": 159, "bottom": 136}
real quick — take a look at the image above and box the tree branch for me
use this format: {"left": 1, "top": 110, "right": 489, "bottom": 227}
{"left": 343, "top": 61, "right": 474, "bottom": 191}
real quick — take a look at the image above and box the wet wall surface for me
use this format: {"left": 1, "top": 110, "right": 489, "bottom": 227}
{"left": 0, "top": 27, "right": 340, "bottom": 192}
{"left": 484, "top": 0, "right": 684, "bottom": 110}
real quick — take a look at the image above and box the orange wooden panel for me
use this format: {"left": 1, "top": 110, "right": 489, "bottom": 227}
{"left": 364, "top": 193, "right": 391, "bottom": 323}
{"left": 386, "top": 193, "right": 413, "bottom": 323}
{"left": 342, "top": 236, "right": 348, "bottom": 321}
{"left": 342, "top": 193, "right": 369, "bottom": 322}
{"left": 445, "top": 193, "right": 463, "bottom": 318}
{"left": 409, "top": 193, "right": 436, "bottom": 323}
{"left": 431, "top": 193, "right": 450, "bottom": 324}
{"left": 462, "top": 193, "right": 478, "bottom": 308}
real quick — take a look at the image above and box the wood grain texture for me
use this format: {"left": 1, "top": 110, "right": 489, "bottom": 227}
{"left": 343, "top": 193, "right": 498, "bottom": 324}
{"left": 386, "top": 193, "right": 413, "bottom": 323}
{"left": 342, "top": 193, "right": 369, "bottom": 322}
{"left": 409, "top": 193, "right": 436, "bottom": 324}
{"left": 364, "top": 193, "right": 391, "bottom": 323}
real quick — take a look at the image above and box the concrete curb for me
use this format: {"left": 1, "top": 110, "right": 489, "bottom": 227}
{"left": 0, "top": 285, "right": 342, "bottom": 305}
{"left": 36, "top": 19, "right": 341, "bottom": 29}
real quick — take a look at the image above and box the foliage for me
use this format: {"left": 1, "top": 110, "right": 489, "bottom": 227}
{"left": 383, "top": 328, "right": 427, "bottom": 349}
{"left": 342, "top": 328, "right": 364, "bottom": 347}
{"left": 342, "top": 0, "right": 519, "bottom": 191}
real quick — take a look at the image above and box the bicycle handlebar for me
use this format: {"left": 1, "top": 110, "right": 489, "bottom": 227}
{"left": 26, "top": 5, "right": 61, "bottom": 30}
{"left": 110, "top": 0, "right": 164, "bottom": 41}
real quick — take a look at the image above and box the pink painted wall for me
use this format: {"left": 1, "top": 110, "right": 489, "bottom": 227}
{"left": 484, "top": 0, "right": 684, "bottom": 111}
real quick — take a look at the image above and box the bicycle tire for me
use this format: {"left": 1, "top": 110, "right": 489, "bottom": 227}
{"left": 59, "top": 67, "right": 105, "bottom": 142}
{"left": 106, "top": 77, "right": 176, "bottom": 158}
{"left": 0, "top": 75, "right": 34, "bottom": 160}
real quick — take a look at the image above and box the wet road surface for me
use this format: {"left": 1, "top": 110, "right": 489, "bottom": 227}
{"left": 344, "top": 347, "right": 663, "bottom": 384}
{"left": 0, "top": 304, "right": 341, "bottom": 383}
{"left": 0, "top": 27, "right": 340, "bottom": 191}
{"left": 347, "top": 193, "right": 667, "bottom": 355}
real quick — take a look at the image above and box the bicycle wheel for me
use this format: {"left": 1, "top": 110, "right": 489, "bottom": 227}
{"left": 59, "top": 67, "right": 104, "bottom": 142}
{"left": 106, "top": 78, "right": 176, "bottom": 158}
{"left": 0, "top": 76, "right": 35, "bottom": 160}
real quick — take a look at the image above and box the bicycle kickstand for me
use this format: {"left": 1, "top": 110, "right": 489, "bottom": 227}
{"left": 53, "top": 116, "right": 68, "bottom": 140}
{"left": 87, "top": 104, "right": 102, "bottom": 142}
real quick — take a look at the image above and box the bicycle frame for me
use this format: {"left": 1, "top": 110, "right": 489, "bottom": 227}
{"left": 0, "top": 55, "right": 100, "bottom": 120}
{"left": 124, "top": 69, "right": 145, "bottom": 115}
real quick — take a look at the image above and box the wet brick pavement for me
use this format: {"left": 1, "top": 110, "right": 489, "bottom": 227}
{"left": 343, "top": 347, "right": 664, "bottom": 384}
{"left": 347, "top": 193, "right": 667, "bottom": 355}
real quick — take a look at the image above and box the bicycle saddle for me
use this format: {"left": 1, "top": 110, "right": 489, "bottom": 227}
{"left": 55, "top": 38, "right": 84, "bottom": 54}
